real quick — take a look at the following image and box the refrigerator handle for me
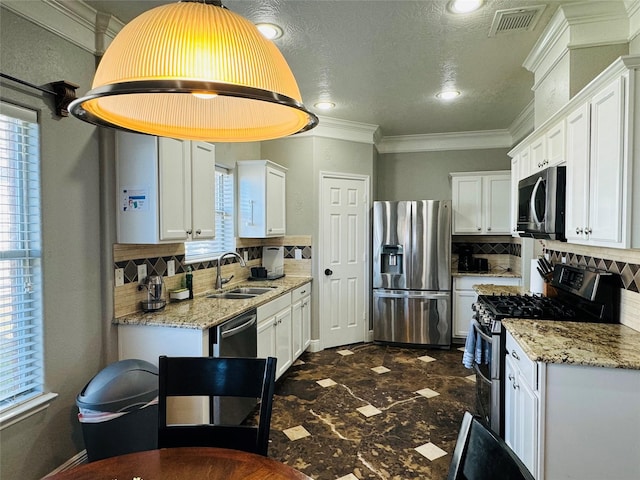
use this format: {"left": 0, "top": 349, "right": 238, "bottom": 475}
{"left": 373, "top": 290, "right": 450, "bottom": 299}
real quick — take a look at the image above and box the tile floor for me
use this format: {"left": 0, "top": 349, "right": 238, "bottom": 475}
{"left": 266, "top": 343, "right": 475, "bottom": 479}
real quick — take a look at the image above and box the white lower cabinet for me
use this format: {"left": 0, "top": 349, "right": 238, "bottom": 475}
{"left": 257, "top": 293, "right": 292, "bottom": 380}
{"left": 291, "top": 284, "right": 311, "bottom": 358}
{"left": 505, "top": 330, "right": 640, "bottom": 480}
{"left": 452, "top": 276, "right": 521, "bottom": 340}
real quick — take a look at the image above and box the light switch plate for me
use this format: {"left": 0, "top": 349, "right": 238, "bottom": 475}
{"left": 115, "top": 268, "right": 124, "bottom": 287}
{"left": 167, "top": 260, "right": 175, "bottom": 277}
{"left": 137, "top": 264, "right": 147, "bottom": 283}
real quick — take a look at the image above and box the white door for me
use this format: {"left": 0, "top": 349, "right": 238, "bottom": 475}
{"left": 319, "top": 173, "right": 369, "bottom": 349}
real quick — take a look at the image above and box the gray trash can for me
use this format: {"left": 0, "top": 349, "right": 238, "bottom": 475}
{"left": 76, "top": 359, "right": 158, "bottom": 462}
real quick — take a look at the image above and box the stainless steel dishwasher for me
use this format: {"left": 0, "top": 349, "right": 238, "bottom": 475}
{"left": 209, "top": 308, "right": 257, "bottom": 425}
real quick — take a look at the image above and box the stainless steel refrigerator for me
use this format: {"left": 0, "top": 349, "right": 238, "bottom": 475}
{"left": 373, "top": 200, "right": 451, "bottom": 347}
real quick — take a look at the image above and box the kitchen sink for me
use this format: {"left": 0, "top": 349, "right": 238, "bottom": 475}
{"left": 230, "top": 287, "right": 276, "bottom": 295}
{"left": 207, "top": 286, "right": 276, "bottom": 299}
{"left": 207, "top": 292, "right": 256, "bottom": 299}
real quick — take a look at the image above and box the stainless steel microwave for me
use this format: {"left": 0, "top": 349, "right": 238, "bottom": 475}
{"left": 517, "top": 165, "right": 566, "bottom": 240}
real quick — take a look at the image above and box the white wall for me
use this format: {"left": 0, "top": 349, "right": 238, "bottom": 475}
{"left": 0, "top": 9, "right": 103, "bottom": 480}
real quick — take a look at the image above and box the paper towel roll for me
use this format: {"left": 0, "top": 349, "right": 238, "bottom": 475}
{"left": 530, "top": 259, "right": 544, "bottom": 295}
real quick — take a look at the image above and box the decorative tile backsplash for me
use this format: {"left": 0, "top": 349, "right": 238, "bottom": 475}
{"left": 114, "top": 244, "right": 312, "bottom": 285}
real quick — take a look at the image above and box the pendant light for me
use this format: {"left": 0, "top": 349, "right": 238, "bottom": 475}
{"left": 69, "top": 0, "right": 318, "bottom": 142}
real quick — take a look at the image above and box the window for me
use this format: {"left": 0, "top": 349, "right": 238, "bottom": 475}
{"left": 0, "top": 102, "right": 44, "bottom": 416}
{"left": 185, "top": 165, "right": 235, "bottom": 262}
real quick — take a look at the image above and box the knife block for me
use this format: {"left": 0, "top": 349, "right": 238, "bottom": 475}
{"left": 543, "top": 283, "right": 558, "bottom": 297}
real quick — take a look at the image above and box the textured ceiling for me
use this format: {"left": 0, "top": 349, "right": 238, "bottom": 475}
{"left": 84, "top": 0, "right": 581, "bottom": 137}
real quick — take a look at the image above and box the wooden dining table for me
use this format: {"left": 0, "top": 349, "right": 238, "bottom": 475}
{"left": 44, "top": 447, "right": 312, "bottom": 480}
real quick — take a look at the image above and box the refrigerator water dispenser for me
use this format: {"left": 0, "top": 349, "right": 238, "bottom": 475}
{"left": 381, "top": 245, "right": 403, "bottom": 274}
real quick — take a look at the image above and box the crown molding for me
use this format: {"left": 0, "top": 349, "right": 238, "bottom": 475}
{"left": 524, "top": 1, "right": 629, "bottom": 79}
{"left": 376, "top": 130, "right": 513, "bottom": 154}
{"left": 297, "top": 116, "right": 380, "bottom": 144}
{"left": 508, "top": 100, "right": 535, "bottom": 145}
{"left": 1, "top": 0, "right": 122, "bottom": 55}
{"left": 628, "top": 0, "right": 640, "bottom": 42}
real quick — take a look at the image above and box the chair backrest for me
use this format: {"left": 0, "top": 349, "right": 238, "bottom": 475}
{"left": 447, "top": 412, "right": 535, "bottom": 480}
{"left": 158, "top": 356, "right": 277, "bottom": 456}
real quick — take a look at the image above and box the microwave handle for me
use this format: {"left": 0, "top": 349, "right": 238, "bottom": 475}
{"left": 530, "top": 176, "right": 544, "bottom": 225}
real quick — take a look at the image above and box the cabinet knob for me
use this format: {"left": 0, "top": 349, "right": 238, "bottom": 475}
{"left": 576, "top": 227, "right": 583, "bottom": 234}
{"left": 477, "top": 227, "right": 481, "bottom": 231}
{"left": 487, "top": 227, "right": 491, "bottom": 231}
{"left": 186, "top": 229, "right": 192, "bottom": 235}
{"left": 586, "top": 227, "right": 592, "bottom": 234}
{"left": 195, "top": 229, "right": 202, "bottom": 235}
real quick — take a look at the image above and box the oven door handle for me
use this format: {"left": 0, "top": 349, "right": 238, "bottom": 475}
{"left": 472, "top": 320, "right": 493, "bottom": 344}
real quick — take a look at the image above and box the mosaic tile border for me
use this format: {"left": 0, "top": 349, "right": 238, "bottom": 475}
{"left": 452, "top": 241, "right": 520, "bottom": 257}
{"left": 546, "top": 249, "right": 640, "bottom": 293}
{"left": 114, "top": 245, "right": 313, "bottom": 284}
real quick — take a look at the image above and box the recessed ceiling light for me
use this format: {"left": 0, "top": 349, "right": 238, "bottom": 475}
{"left": 256, "top": 23, "right": 283, "bottom": 40}
{"left": 449, "top": 0, "right": 483, "bottom": 14}
{"left": 314, "top": 101, "right": 335, "bottom": 110}
{"left": 436, "top": 90, "right": 461, "bottom": 100}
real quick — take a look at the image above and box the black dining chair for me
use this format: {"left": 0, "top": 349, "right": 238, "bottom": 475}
{"left": 447, "top": 412, "right": 535, "bottom": 480}
{"left": 157, "top": 356, "right": 277, "bottom": 456}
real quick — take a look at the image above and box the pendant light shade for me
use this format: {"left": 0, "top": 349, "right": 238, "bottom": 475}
{"left": 69, "top": 1, "right": 318, "bottom": 142}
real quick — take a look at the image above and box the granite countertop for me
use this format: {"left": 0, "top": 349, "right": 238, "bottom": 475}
{"left": 451, "top": 268, "right": 521, "bottom": 278}
{"left": 114, "top": 276, "right": 312, "bottom": 330}
{"left": 503, "top": 319, "right": 640, "bottom": 370}
{"left": 473, "top": 284, "right": 526, "bottom": 295}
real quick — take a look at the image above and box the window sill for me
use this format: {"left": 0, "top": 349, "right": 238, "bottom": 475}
{"left": 0, "top": 392, "right": 58, "bottom": 430}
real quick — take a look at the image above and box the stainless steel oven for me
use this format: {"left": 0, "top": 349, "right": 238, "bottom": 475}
{"left": 471, "top": 264, "right": 620, "bottom": 437}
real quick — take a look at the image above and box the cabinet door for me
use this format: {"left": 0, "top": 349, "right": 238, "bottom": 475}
{"left": 190, "top": 142, "right": 216, "bottom": 240}
{"left": 519, "top": 376, "right": 539, "bottom": 477}
{"left": 546, "top": 120, "right": 565, "bottom": 167}
{"left": 291, "top": 299, "right": 303, "bottom": 359}
{"left": 510, "top": 157, "right": 520, "bottom": 237}
{"left": 452, "top": 288, "right": 477, "bottom": 339}
{"left": 275, "top": 308, "right": 293, "bottom": 379}
{"left": 588, "top": 76, "right": 626, "bottom": 247}
{"left": 265, "top": 166, "right": 286, "bottom": 236}
{"left": 504, "top": 353, "right": 518, "bottom": 452}
{"left": 302, "top": 295, "right": 311, "bottom": 350}
{"left": 565, "top": 103, "right": 591, "bottom": 243}
{"left": 257, "top": 318, "right": 275, "bottom": 360}
{"left": 484, "top": 175, "right": 511, "bottom": 234}
{"left": 159, "top": 137, "right": 191, "bottom": 241}
{"left": 452, "top": 176, "right": 482, "bottom": 234}
{"left": 529, "top": 136, "right": 546, "bottom": 173}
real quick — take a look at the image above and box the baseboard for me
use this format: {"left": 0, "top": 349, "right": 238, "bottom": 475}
{"left": 43, "top": 450, "right": 87, "bottom": 478}
{"left": 307, "top": 339, "right": 323, "bottom": 353}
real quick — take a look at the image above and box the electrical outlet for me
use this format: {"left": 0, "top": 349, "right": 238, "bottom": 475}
{"left": 294, "top": 248, "right": 302, "bottom": 260}
{"left": 115, "top": 268, "right": 124, "bottom": 287}
{"left": 243, "top": 250, "right": 248, "bottom": 262}
{"left": 137, "top": 264, "right": 147, "bottom": 283}
{"left": 167, "top": 260, "right": 175, "bottom": 277}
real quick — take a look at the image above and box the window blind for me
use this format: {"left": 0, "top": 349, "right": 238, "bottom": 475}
{"left": 0, "top": 102, "right": 43, "bottom": 413}
{"left": 185, "top": 166, "right": 235, "bottom": 262}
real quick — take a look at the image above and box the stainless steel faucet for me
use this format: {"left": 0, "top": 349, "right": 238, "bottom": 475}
{"left": 215, "top": 251, "right": 247, "bottom": 290}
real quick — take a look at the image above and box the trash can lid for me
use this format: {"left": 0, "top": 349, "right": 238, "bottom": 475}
{"left": 76, "top": 359, "right": 158, "bottom": 412}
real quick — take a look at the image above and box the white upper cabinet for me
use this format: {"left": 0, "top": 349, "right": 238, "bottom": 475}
{"left": 116, "top": 133, "right": 215, "bottom": 244}
{"left": 451, "top": 171, "right": 511, "bottom": 235}
{"left": 510, "top": 55, "right": 640, "bottom": 249}
{"left": 237, "top": 160, "right": 287, "bottom": 238}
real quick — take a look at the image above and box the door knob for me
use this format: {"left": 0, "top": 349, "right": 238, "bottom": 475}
{"left": 324, "top": 268, "right": 333, "bottom": 276}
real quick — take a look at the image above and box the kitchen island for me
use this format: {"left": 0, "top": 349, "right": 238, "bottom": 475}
{"left": 502, "top": 319, "right": 640, "bottom": 480}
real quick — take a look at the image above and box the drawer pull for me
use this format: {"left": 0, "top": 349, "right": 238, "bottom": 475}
{"left": 511, "top": 350, "right": 520, "bottom": 361}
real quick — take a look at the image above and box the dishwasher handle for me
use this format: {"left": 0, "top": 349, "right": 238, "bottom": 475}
{"left": 219, "top": 314, "right": 257, "bottom": 339}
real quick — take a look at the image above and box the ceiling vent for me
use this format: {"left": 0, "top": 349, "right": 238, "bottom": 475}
{"left": 488, "top": 5, "right": 546, "bottom": 37}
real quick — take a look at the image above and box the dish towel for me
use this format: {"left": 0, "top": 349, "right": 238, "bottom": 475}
{"left": 462, "top": 319, "right": 490, "bottom": 369}
{"left": 462, "top": 321, "right": 477, "bottom": 369}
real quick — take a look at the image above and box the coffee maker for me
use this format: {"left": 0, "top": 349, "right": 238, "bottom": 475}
{"left": 457, "top": 246, "right": 474, "bottom": 272}
{"left": 140, "top": 275, "right": 166, "bottom": 312}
